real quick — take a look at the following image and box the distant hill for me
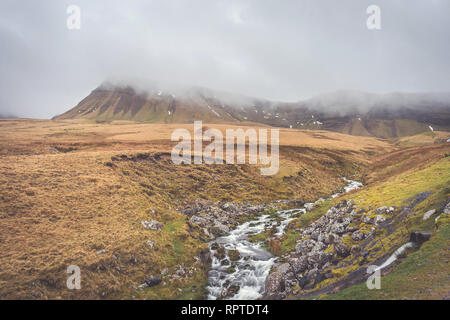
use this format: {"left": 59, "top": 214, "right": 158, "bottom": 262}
{"left": 53, "top": 82, "right": 450, "bottom": 138}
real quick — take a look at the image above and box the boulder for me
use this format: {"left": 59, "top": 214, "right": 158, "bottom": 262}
{"left": 265, "top": 272, "right": 285, "bottom": 294}
{"left": 290, "top": 256, "right": 308, "bottom": 273}
{"left": 141, "top": 220, "right": 163, "bottom": 230}
{"left": 228, "top": 249, "right": 241, "bottom": 261}
{"left": 334, "top": 241, "right": 350, "bottom": 258}
{"left": 144, "top": 275, "right": 162, "bottom": 287}
{"left": 351, "top": 230, "right": 365, "bottom": 241}
{"left": 277, "top": 263, "right": 291, "bottom": 275}
{"left": 330, "top": 223, "right": 346, "bottom": 235}
{"left": 410, "top": 231, "right": 432, "bottom": 244}
{"left": 374, "top": 215, "right": 386, "bottom": 225}
{"left": 209, "top": 223, "right": 229, "bottom": 236}
{"left": 423, "top": 209, "right": 436, "bottom": 221}
{"left": 350, "top": 245, "right": 361, "bottom": 256}
{"left": 375, "top": 206, "right": 388, "bottom": 214}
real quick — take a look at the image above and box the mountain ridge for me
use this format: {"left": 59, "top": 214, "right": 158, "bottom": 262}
{"left": 53, "top": 82, "right": 450, "bottom": 139}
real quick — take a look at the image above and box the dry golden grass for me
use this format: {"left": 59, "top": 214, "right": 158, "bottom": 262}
{"left": 0, "top": 119, "right": 396, "bottom": 299}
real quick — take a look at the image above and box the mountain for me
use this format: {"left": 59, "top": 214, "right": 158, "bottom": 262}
{"left": 54, "top": 82, "right": 450, "bottom": 138}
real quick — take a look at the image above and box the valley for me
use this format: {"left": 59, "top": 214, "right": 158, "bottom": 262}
{"left": 0, "top": 119, "right": 448, "bottom": 300}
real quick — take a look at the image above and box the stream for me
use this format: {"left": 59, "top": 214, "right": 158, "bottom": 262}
{"left": 206, "top": 177, "right": 363, "bottom": 300}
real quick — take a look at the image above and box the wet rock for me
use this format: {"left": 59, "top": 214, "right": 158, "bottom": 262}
{"left": 144, "top": 275, "right": 162, "bottom": 287}
{"left": 141, "top": 220, "right": 163, "bottom": 230}
{"left": 229, "top": 283, "right": 240, "bottom": 294}
{"left": 228, "top": 249, "right": 241, "bottom": 261}
{"left": 410, "top": 231, "right": 432, "bottom": 244}
{"left": 214, "top": 247, "right": 226, "bottom": 260}
{"left": 225, "top": 266, "right": 236, "bottom": 274}
{"left": 423, "top": 209, "right": 436, "bottom": 220}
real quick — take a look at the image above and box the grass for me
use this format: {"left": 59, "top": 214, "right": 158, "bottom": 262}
{"left": 279, "top": 149, "right": 450, "bottom": 299}
{"left": 326, "top": 221, "right": 450, "bottom": 300}
{"left": 0, "top": 119, "right": 385, "bottom": 299}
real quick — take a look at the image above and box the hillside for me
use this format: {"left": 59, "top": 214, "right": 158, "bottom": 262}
{"left": 0, "top": 119, "right": 448, "bottom": 299}
{"left": 53, "top": 83, "right": 450, "bottom": 139}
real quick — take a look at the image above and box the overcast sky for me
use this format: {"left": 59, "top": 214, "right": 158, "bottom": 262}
{"left": 1, "top": 0, "right": 450, "bottom": 118}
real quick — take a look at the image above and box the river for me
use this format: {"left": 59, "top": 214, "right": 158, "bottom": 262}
{"left": 206, "top": 177, "right": 363, "bottom": 300}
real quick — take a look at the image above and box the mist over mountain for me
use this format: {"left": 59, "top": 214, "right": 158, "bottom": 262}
{"left": 54, "top": 81, "right": 450, "bottom": 139}
{"left": 303, "top": 90, "right": 450, "bottom": 116}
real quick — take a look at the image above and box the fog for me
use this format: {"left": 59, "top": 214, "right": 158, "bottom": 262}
{"left": 1, "top": 0, "right": 450, "bottom": 118}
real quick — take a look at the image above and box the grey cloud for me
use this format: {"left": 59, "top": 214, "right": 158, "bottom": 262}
{"left": 0, "top": 0, "right": 449, "bottom": 118}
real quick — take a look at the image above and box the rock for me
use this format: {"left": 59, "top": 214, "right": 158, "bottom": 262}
{"left": 290, "top": 257, "right": 308, "bottom": 273}
{"left": 228, "top": 249, "right": 241, "bottom": 261}
{"left": 277, "top": 263, "right": 291, "bottom": 275}
{"left": 146, "top": 240, "right": 154, "bottom": 248}
{"left": 334, "top": 241, "right": 350, "bottom": 258}
{"left": 297, "top": 275, "right": 309, "bottom": 289}
{"left": 199, "top": 248, "right": 211, "bottom": 265}
{"left": 444, "top": 202, "right": 450, "bottom": 214}
{"left": 374, "top": 215, "right": 386, "bottom": 225}
{"left": 225, "top": 266, "right": 236, "bottom": 274}
{"left": 214, "top": 247, "right": 226, "bottom": 260}
{"left": 361, "top": 213, "right": 374, "bottom": 224}
{"left": 221, "top": 202, "right": 237, "bottom": 212}
{"left": 96, "top": 249, "right": 106, "bottom": 255}
{"left": 307, "top": 251, "right": 332, "bottom": 269}
{"left": 161, "top": 268, "right": 168, "bottom": 276}
{"left": 423, "top": 209, "right": 436, "bottom": 220}
{"left": 304, "top": 203, "right": 315, "bottom": 211}
{"left": 375, "top": 206, "right": 388, "bottom": 214}
{"left": 350, "top": 245, "right": 361, "bottom": 256}
{"left": 226, "top": 284, "right": 240, "bottom": 297}
{"left": 265, "top": 272, "right": 285, "bottom": 294}
{"left": 141, "top": 220, "right": 163, "bottom": 230}
{"left": 351, "top": 230, "right": 365, "bottom": 241}
{"left": 189, "top": 215, "right": 208, "bottom": 227}
{"left": 410, "top": 231, "right": 432, "bottom": 244}
{"left": 144, "top": 275, "right": 162, "bottom": 287}
{"left": 209, "top": 223, "right": 229, "bottom": 236}
{"left": 330, "top": 223, "right": 346, "bottom": 235}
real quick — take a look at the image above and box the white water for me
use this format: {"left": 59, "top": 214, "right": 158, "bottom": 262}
{"left": 374, "top": 242, "right": 415, "bottom": 272}
{"left": 206, "top": 177, "right": 362, "bottom": 300}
